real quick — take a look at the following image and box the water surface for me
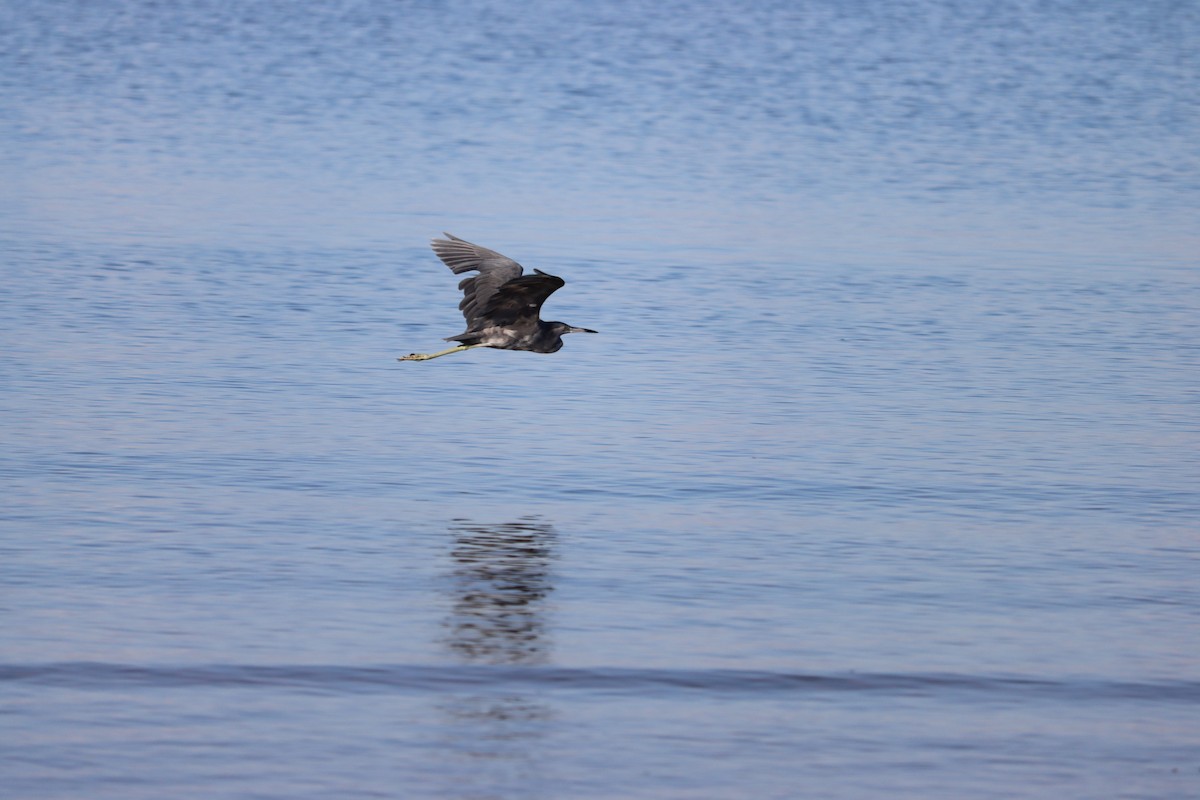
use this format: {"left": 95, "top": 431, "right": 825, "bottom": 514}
{"left": 2, "top": 1, "right": 1198, "bottom": 798}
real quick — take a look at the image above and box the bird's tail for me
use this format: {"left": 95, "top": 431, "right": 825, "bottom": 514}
{"left": 445, "top": 331, "right": 485, "bottom": 345}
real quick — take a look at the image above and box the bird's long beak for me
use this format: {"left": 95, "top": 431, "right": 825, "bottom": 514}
{"left": 569, "top": 327, "right": 598, "bottom": 334}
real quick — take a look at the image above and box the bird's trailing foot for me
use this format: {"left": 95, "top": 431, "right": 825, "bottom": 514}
{"left": 398, "top": 344, "right": 480, "bottom": 362}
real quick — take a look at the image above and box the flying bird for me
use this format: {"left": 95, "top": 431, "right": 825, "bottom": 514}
{"left": 399, "top": 233, "right": 597, "bottom": 362}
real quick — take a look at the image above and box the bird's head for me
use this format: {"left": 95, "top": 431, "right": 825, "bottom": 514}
{"left": 549, "top": 322, "right": 598, "bottom": 336}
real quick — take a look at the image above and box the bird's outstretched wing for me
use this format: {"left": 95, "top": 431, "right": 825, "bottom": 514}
{"left": 430, "top": 233, "right": 524, "bottom": 327}
{"left": 481, "top": 272, "right": 566, "bottom": 326}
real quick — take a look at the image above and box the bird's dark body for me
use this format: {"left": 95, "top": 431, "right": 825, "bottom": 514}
{"left": 447, "top": 321, "right": 574, "bottom": 353}
{"left": 399, "top": 233, "right": 595, "bottom": 361}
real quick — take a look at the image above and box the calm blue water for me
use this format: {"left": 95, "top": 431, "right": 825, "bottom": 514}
{"left": 2, "top": 0, "right": 1198, "bottom": 797}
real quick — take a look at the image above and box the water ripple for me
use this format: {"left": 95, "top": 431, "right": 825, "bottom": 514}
{"left": 5, "top": 662, "right": 1198, "bottom": 702}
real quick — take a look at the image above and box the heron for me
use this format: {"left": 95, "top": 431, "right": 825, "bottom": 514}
{"left": 398, "top": 233, "right": 597, "bottom": 362}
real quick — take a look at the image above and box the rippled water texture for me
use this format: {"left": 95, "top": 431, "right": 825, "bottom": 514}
{"left": 2, "top": 1, "right": 1198, "bottom": 798}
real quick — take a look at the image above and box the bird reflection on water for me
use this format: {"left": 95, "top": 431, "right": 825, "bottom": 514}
{"left": 436, "top": 518, "right": 559, "bottom": 782}
{"left": 443, "top": 517, "right": 558, "bottom": 666}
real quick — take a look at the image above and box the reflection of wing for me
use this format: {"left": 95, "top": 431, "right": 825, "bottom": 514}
{"left": 430, "top": 233, "right": 524, "bottom": 327}
{"left": 482, "top": 273, "right": 566, "bottom": 326}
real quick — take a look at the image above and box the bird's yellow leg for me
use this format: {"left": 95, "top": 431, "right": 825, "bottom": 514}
{"left": 398, "top": 344, "right": 483, "bottom": 362}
